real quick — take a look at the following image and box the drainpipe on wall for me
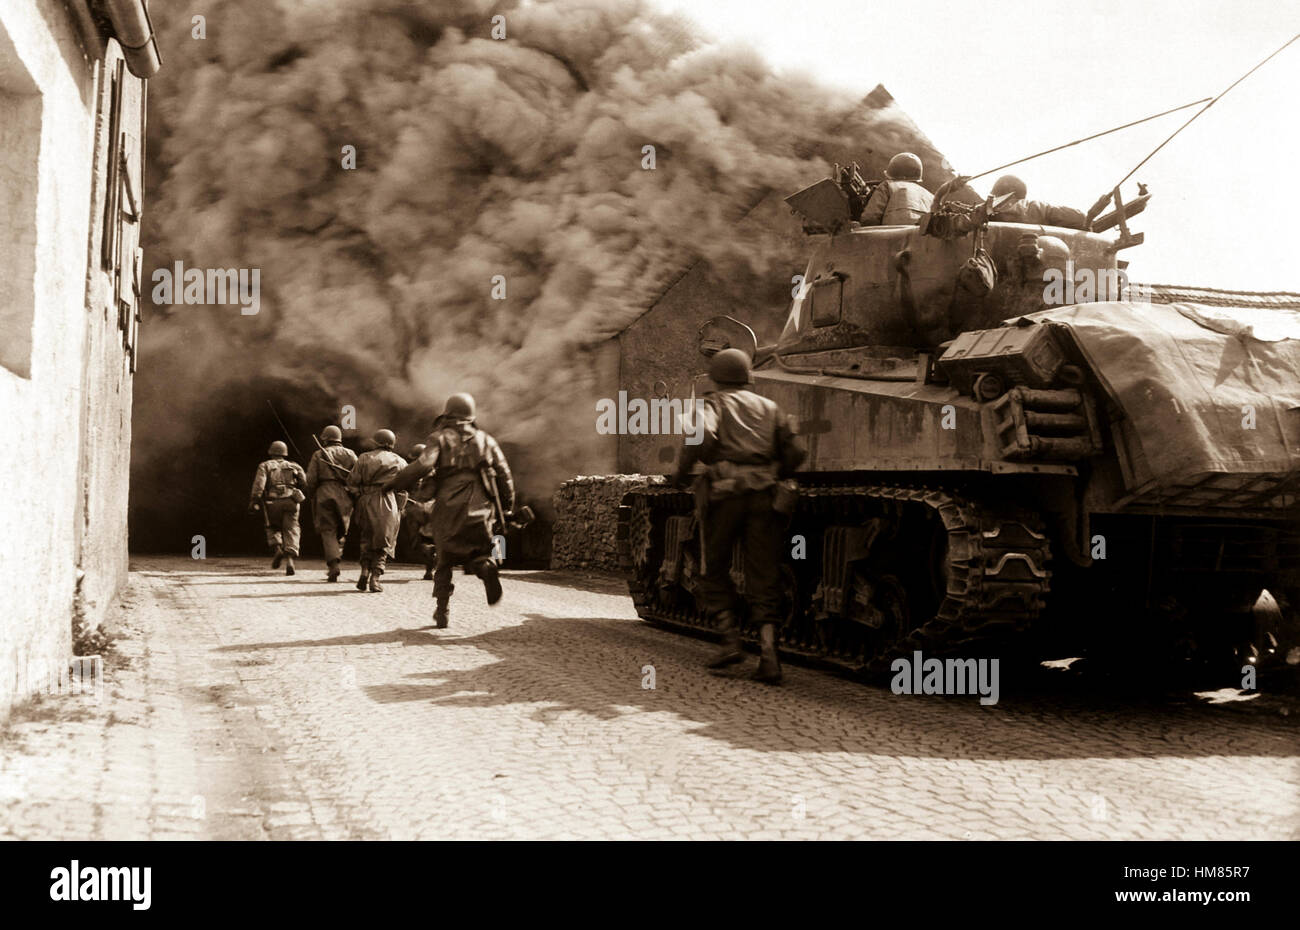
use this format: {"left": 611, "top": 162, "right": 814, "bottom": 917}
{"left": 98, "top": 0, "right": 161, "bottom": 77}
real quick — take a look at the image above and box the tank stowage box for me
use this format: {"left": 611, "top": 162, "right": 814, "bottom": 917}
{"left": 938, "top": 321, "right": 1065, "bottom": 394}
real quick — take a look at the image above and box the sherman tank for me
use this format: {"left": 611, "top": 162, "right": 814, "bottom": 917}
{"left": 617, "top": 168, "right": 1300, "bottom": 676}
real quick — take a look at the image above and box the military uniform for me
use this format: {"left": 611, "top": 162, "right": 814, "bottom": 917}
{"left": 402, "top": 444, "right": 438, "bottom": 579}
{"left": 676, "top": 349, "right": 805, "bottom": 683}
{"left": 988, "top": 174, "right": 1088, "bottom": 230}
{"left": 388, "top": 394, "right": 514, "bottom": 627}
{"left": 405, "top": 481, "right": 438, "bottom": 580}
{"left": 859, "top": 179, "right": 934, "bottom": 226}
{"left": 992, "top": 199, "right": 1088, "bottom": 230}
{"left": 304, "top": 433, "right": 358, "bottom": 580}
{"left": 347, "top": 436, "right": 407, "bottom": 591}
{"left": 859, "top": 152, "right": 933, "bottom": 226}
{"left": 249, "top": 451, "right": 307, "bottom": 571}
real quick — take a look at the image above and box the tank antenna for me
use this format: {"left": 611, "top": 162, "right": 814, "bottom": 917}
{"left": 964, "top": 97, "right": 1211, "bottom": 183}
{"left": 1111, "top": 31, "right": 1299, "bottom": 188}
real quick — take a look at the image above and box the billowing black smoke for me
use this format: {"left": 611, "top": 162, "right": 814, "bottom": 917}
{"left": 131, "top": 0, "right": 927, "bottom": 553}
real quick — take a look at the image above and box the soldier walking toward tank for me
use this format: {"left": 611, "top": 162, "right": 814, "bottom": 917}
{"left": 388, "top": 393, "right": 514, "bottom": 628}
{"left": 675, "top": 348, "right": 806, "bottom": 684}
{"left": 304, "top": 424, "right": 358, "bottom": 582}
{"left": 347, "top": 429, "right": 407, "bottom": 592}
{"left": 248, "top": 440, "right": 308, "bottom": 576}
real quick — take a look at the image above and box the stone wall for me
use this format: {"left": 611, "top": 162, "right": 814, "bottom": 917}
{"left": 0, "top": 2, "right": 144, "bottom": 715}
{"left": 551, "top": 475, "right": 665, "bottom": 571}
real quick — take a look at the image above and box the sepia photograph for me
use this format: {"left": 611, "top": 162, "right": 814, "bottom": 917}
{"left": 1, "top": 0, "right": 1297, "bottom": 910}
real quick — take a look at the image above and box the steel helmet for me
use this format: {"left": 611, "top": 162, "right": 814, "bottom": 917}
{"left": 267, "top": 440, "right": 288, "bottom": 456}
{"left": 410, "top": 443, "right": 427, "bottom": 458}
{"left": 320, "top": 425, "right": 342, "bottom": 442}
{"left": 374, "top": 429, "right": 396, "bottom": 449}
{"left": 443, "top": 393, "right": 476, "bottom": 419}
{"left": 886, "top": 152, "right": 923, "bottom": 182}
{"left": 709, "top": 347, "right": 753, "bottom": 386}
{"left": 991, "top": 174, "right": 1027, "bottom": 202}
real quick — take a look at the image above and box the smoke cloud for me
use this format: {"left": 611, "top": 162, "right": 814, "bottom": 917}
{"left": 133, "top": 0, "right": 931, "bottom": 551}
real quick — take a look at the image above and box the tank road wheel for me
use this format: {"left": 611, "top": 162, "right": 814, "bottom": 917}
{"left": 618, "top": 483, "right": 1051, "bottom": 680}
{"left": 772, "top": 484, "right": 1051, "bottom": 677}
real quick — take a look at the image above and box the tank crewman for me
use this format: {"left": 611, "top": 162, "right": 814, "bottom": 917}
{"left": 387, "top": 393, "right": 515, "bottom": 629}
{"left": 248, "top": 441, "right": 308, "bottom": 576}
{"left": 347, "top": 429, "right": 407, "bottom": 592}
{"left": 988, "top": 174, "right": 1089, "bottom": 229}
{"left": 304, "top": 424, "right": 358, "bottom": 582}
{"left": 674, "top": 348, "right": 806, "bottom": 684}
{"left": 859, "top": 152, "right": 934, "bottom": 226}
{"left": 403, "top": 443, "right": 438, "bottom": 581}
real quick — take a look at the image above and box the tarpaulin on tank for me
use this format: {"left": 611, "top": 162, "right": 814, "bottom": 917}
{"left": 1027, "top": 301, "right": 1300, "bottom": 484}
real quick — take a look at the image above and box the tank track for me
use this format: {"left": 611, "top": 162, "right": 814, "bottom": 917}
{"left": 618, "top": 482, "right": 1051, "bottom": 677}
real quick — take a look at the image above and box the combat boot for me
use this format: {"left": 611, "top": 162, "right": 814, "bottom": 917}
{"left": 752, "top": 622, "right": 782, "bottom": 685}
{"left": 477, "top": 560, "right": 503, "bottom": 605}
{"left": 326, "top": 559, "right": 340, "bottom": 582}
{"left": 423, "top": 566, "right": 434, "bottom": 581}
{"left": 356, "top": 569, "right": 369, "bottom": 591}
{"left": 271, "top": 546, "right": 284, "bottom": 569}
{"left": 706, "top": 610, "right": 744, "bottom": 669}
{"left": 369, "top": 569, "right": 383, "bottom": 593}
{"left": 284, "top": 555, "right": 295, "bottom": 576}
{"left": 433, "top": 598, "right": 450, "bottom": 628}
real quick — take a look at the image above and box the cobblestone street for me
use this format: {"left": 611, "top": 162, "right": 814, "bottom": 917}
{"left": 2, "top": 556, "right": 1298, "bottom": 840}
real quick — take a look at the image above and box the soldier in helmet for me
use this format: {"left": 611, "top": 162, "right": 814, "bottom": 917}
{"left": 347, "top": 429, "right": 407, "bottom": 592}
{"left": 988, "top": 174, "right": 1088, "bottom": 229}
{"left": 248, "top": 440, "right": 308, "bottom": 575}
{"left": 674, "top": 348, "right": 806, "bottom": 684}
{"left": 387, "top": 393, "right": 515, "bottom": 628}
{"left": 859, "top": 152, "right": 934, "bottom": 226}
{"left": 304, "top": 424, "right": 358, "bottom": 582}
{"left": 402, "top": 443, "right": 438, "bottom": 581}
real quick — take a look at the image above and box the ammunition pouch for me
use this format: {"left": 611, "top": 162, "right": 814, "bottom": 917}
{"left": 772, "top": 479, "right": 799, "bottom": 515}
{"left": 705, "top": 460, "right": 778, "bottom": 500}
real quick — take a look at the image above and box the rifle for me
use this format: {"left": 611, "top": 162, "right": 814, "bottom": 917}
{"left": 265, "top": 400, "right": 305, "bottom": 460}
{"left": 310, "top": 432, "right": 353, "bottom": 479}
{"left": 479, "top": 461, "right": 534, "bottom": 542}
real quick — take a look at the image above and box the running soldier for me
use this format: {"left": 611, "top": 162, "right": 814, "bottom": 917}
{"left": 347, "top": 429, "right": 407, "bottom": 592}
{"left": 387, "top": 393, "right": 514, "bottom": 628}
{"left": 248, "top": 441, "right": 308, "bottom": 576}
{"left": 304, "top": 425, "right": 358, "bottom": 582}
{"left": 402, "top": 443, "right": 438, "bottom": 580}
{"left": 674, "top": 349, "right": 806, "bottom": 684}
